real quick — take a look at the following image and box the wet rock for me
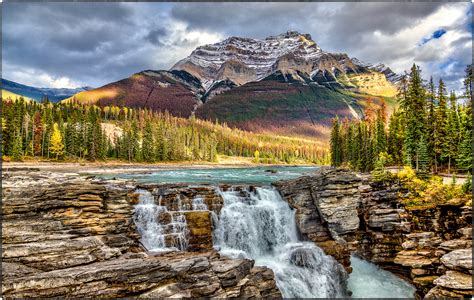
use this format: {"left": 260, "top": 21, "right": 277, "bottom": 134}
{"left": 457, "top": 226, "right": 472, "bottom": 240}
{"left": 440, "top": 249, "right": 472, "bottom": 273}
{"left": 183, "top": 211, "right": 213, "bottom": 252}
{"left": 394, "top": 251, "right": 436, "bottom": 268}
{"left": 433, "top": 270, "right": 472, "bottom": 290}
{"left": 424, "top": 285, "right": 472, "bottom": 298}
{"left": 413, "top": 275, "right": 439, "bottom": 286}
{"left": 2, "top": 251, "right": 281, "bottom": 298}
{"left": 438, "top": 239, "right": 471, "bottom": 251}
{"left": 274, "top": 168, "right": 361, "bottom": 270}
{"left": 275, "top": 168, "right": 472, "bottom": 298}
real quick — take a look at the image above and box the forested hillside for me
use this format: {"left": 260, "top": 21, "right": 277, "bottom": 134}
{"left": 330, "top": 64, "right": 472, "bottom": 175}
{"left": 1, "top": 99, "right": 328, "bottom": 164}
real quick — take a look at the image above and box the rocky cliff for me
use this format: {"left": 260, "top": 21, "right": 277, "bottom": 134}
{"left": 1, "top": 170, "right": 280, "bottom": 298}
{"left": 275, "top": 168, "right": 472, "bottom": 298}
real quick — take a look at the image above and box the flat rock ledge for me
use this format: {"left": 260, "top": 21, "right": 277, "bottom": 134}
{"left": 1, "top": 170, "right": 281, "bottom": 298}
{"left": 2, "top": 251, "right": 280, "bottom": 298}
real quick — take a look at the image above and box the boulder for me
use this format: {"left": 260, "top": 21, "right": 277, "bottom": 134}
{"left": 394, "top": 251, "right": 436, "bottom": 268}
{"left": 438, "top": 239, "right": 471, "bottom": 251}
{"left": 433, "top": 270, "right": 472, "bottom": 290}
{"left": 440, "top": 249, "right": 472, "bottom": 273}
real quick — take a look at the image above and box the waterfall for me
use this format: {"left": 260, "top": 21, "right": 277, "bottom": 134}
{"left": 192, "top": 196, "right": 208, "bottom": 211}
{"left": 214, "top": 186, "right": 348, "bottom": 298}
{"left": 133, "top": 189, "right": 189, "bottom": 252}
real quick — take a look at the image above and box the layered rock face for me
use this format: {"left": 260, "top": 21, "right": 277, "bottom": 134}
{"left": 274, "top": 168, "right": 362, "bottom": 270}
{"left": 1, "top": 170, "right": 280, "bottom": 298}
{"left": 275, "top": 168, "right": 472, "bottom": 298}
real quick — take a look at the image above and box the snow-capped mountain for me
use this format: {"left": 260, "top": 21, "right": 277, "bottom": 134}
{"left": 171, "top": 31, "right": 400, "bottom": 93}
{"left": 1, "top": 79, "right": 92, "bottom": 102}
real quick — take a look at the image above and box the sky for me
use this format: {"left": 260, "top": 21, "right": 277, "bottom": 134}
{"left": 2, "top": 2, "right": 472, "bottom": 93}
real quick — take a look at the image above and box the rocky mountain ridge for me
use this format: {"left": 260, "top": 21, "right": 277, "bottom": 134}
{"left": 172, "top": 31, "right": 400, "bottom": 95}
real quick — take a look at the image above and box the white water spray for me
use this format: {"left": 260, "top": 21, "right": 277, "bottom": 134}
{"left": 133, "top": 189, "right": 189, "bottom": 251}
{"left": 214, "top": 186, "right": 348, "bottom": 298}
{"left": 192, "top": 196, "right": 208, "bottom": 211}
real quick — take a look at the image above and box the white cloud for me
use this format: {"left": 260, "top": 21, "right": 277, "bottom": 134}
{"left": 5, "top": 65, "right": 81, "bottom": 88}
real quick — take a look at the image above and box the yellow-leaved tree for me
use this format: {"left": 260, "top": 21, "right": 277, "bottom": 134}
{"left": 50, "top": 123, "right": 64, "bottom": 159}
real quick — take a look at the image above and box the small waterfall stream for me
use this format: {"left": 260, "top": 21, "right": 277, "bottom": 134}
{"left": 214, "top": 186, "right": 348, "bottom": 298}
{"left": 133, "top": 189, "right": 189, "bottom": 251}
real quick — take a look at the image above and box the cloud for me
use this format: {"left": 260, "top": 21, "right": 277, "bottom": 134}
{"left": 2, "top": 2, "right": 471, "bottom": 93}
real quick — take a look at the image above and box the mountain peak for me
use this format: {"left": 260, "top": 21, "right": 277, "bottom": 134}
{"left": 171, "top": 32, "right": 401, "bottom": 93}
{"left": 171, "top": 31, "right": 326, "bottom": 89}
{"left": 267, "top": 30, "right": 311, "bottom": 40}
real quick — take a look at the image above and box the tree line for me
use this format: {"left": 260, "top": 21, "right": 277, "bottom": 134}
{"left": 1, "top": 100, "right": 328, "bottom": 164}
{"left": 330, "top": 64, "right": 472, "bottom": 175}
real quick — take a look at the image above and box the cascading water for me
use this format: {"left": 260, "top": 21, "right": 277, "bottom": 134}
{"left": 214, "top": 186, "right": 348, "bottom": 298}
{"left": 192, "top": 196, "right": 208, "bottom": 211}
{"left": 133, "top": 189, "right": 189, "bottom": 251}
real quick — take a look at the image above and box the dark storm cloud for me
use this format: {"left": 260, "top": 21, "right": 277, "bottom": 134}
{"left": 3, "top": 2, "right": 167, "bottom": 87}
{"left": 169, "top": 2, "right": 444, "bottom": 42}
{"left": 145, "top": 27, "right": 169, "bottom": 46}
{"left": 2, "top": 2, "right": 471, "bottom": 92}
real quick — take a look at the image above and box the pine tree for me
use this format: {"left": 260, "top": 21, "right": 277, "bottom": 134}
{"left": 11, "top": 130, "right": 23, "bottom": 161}
{"left": 142, "top": 122, "right": 155, "bottom": 162}
{"left": 417, "top": 135, "right": 430, "bottom": 175}
{"left": 387, "top": 110, "right": 404, "bottom": 167}
{"left": 375, "top": 110, "right": 387, "bottom": 155}
{"left": 457, "top": 102, "right": 472, "bottom": 172}
{"left": 330, "top": 117, "right": 342, "bottom": 167}
{"left": 434, "top": 79, "right": 448, "bottom": 173}
{"left": 444, "top": 91, "right": 459, "bottom": 173}
{"left": 402, "top": 64, "right": 426, "bottom": 170}
{"left": 49, "top": 123, "right": 64, "bottom": 159}
{"left": 426, "top": 77, "right": 436, "bottom": 168}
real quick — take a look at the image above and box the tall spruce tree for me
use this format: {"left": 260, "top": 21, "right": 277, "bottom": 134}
{"left": 417, "top": 135, "right": 430, "bottom": 175}
{"left": 444, "top": 91, "right": 459, "bottom": 173}
{"left": 330, "top": 117, "right": 342, "bottom": 167}
{"left": 142, "top": 122, "right": 155, "bottom": 162}
{"left": 402, "top": 64, "right": 426, "bottom": 170}
{"left": 426, "top": 77, "right": 436, "bottom": 168}
{"left": 434, "top": 79, "right": 448, "bottom": 172}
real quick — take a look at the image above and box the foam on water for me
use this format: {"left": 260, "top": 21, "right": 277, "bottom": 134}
{"left": 133, "top": 189, "right": 188, "bottom": 251}
{"left": 348, "top": 255, "right": 416, "bottom": 298}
